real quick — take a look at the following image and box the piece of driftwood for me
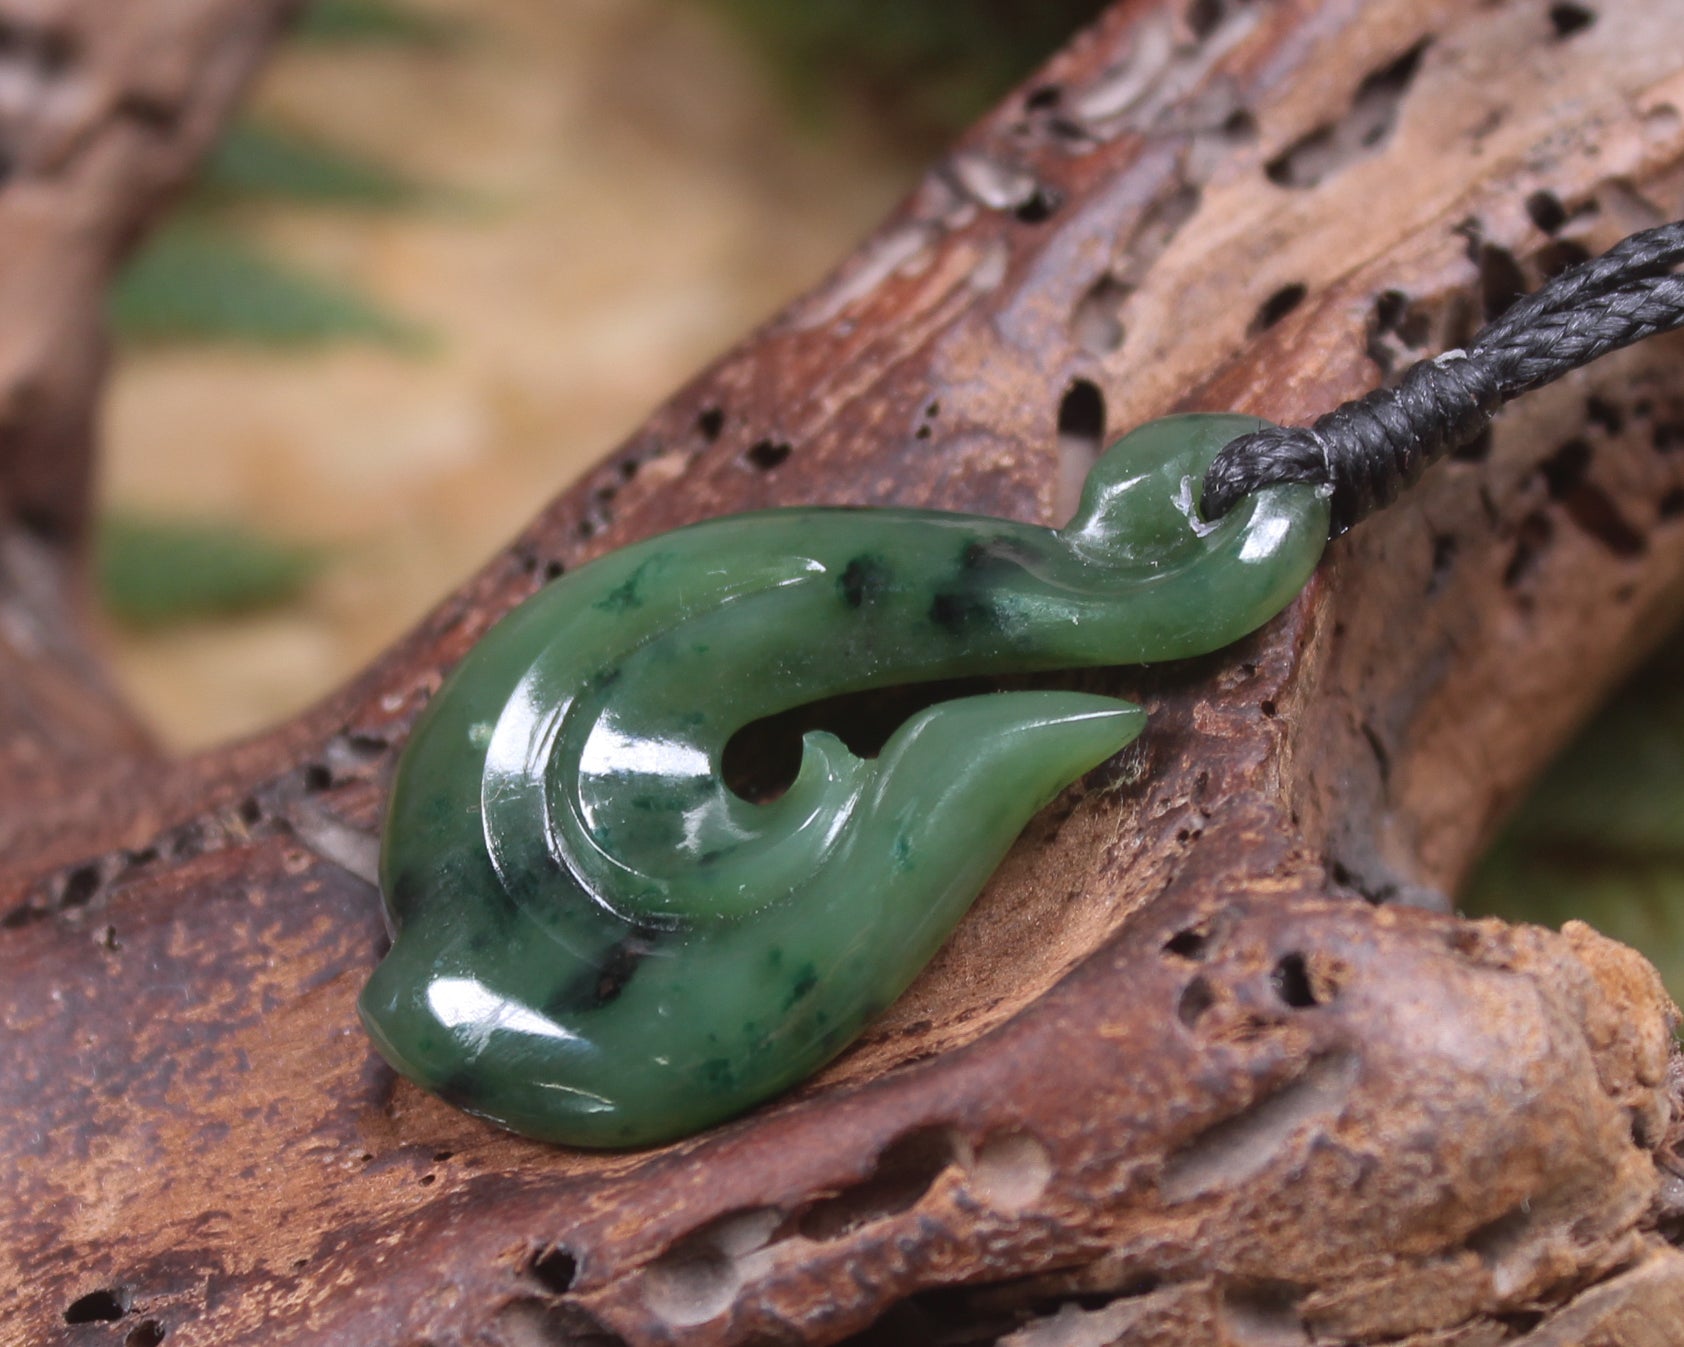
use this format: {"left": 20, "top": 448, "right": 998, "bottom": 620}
{"left": 5, "top": 0, "right": 1684, "bottom": 1343}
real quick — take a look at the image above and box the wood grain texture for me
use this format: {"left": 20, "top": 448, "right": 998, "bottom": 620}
{"left": 4, "top": 0, "right": 1684, "bottom": 1344}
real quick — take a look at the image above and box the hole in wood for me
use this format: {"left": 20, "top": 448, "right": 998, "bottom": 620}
{"left": 1270, "top": 952, "right": 1318, "bottom": 1008}
{"left": 1265, "top": 40, "right": 1429, "bottom": 189}
{"left": 1159, "top": 1052, "right": 1358, "bottom": 1202}
{"left": 1178, "top": 975, "right": 1217, "bottom": 1027}
{"left": 1014, "top": 186, "right": 1061, "bottom": 224}
{"left": 642, "top": 1241, "right": 740, "bottom": 1325}
{"left": 796, "top": 1127, "right": 960, "bottom": 1241}
{"left": 1250, "top": 284, "right": 1306, "bottom": 335}
{"left": 1525, "top": 189, "right": 1568, "bottom": 234}
{"left": 1223, "top": 108, "right": 1259, "bottom": 143}
{"left": 1540, "top": 439, "right": 1593, "bottom": 497}
{"left": 1186, "top": 0, "right": 1225, "bottom": 39}
{"left": 1219, "top": 1281, "right": 1308, "bottom": 1345}
{"left": 971, "top": 1131, "right": 1053, "bottom": 1211}
{"left": 64, "top": 1288, "right": 129, "bottom": 1324}
{"left": 745, "top": 439, "right": 791, "bottom": 472}
{"left": 1540, "top": 440, "right": 1647, "bottom": 556}
{"left": 1585, "top": 396, "right": 1624, "bottom": 435}
{"left": 1503, "top": 511, "right": 1555, "bottom": 588}
{"left": 1428, "top": 533, "right": 1458, "bottom": 594}
{"left": 1073, "top": 275, "right": 1131, "bottom": 356}
{"left": 125, "top": 1320, "right": 166, "bottom": 1347}
{"left": 1056, "top": 378, "right": 1107, "bottom": 521}
{"left": 1164, "top": 926, "right": 1211, "bottom": 960}
{"left": 1536, "top": 238, "right": 1590, "bottom": 278}
{"left": 643, "top": 1208, "right": 780, "bottom": 1327}
{"left": 1548, "top": 2, "right": 1596, "bottom": 39}
{"left": 1478, "top": 242, "right": 1527, "bottom": 321}
{"left": 528, "top": 1244, "right": 579, "bottom": 1295}
{"left": 59, "top": 863, "right": 101, "bottom": 909}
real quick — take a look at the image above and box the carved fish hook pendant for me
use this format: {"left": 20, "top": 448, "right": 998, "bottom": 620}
{"left": 362, "top": 414, "right": 1330, "bottom": 1147}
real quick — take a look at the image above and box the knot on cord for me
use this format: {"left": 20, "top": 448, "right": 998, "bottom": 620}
{"left": 1201, "top": 220, "right": 1684, "bottom": 536}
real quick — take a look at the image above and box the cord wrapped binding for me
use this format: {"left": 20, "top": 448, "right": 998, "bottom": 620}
{"left": 1202, "top": 220, "right": 1684, "bottom": 535}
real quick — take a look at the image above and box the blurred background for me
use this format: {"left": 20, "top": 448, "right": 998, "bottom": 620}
{"left": 92, "top": 0, "right": 1684, "bottom": 998}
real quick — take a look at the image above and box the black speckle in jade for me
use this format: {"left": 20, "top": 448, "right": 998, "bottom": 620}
{"left": 361, "top": 414, "right": 1329, "bottom": 1148}
{"left": 892, "top": 834, "right": 914, "bottom": 871}
{"left": 594, "top": 554, "right": 667, "bottom": 614}
{"left": 785, "top": 963, "right": 820, "bottom": 1010}
{"left": 928, "top": 589, "right": 997, "bottom": 634}
{"left": 839, "top": 554, "right": 892, "bottom": 608}
{"left": 547, "top": 929, "right": 662, "bottom": 1014}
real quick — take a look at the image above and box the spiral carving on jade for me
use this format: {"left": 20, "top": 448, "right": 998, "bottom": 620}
{"left": 361, "top": 414, "right": 1329, "bottom": 1147}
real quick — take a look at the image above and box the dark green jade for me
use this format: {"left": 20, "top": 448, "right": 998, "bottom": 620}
{"left": 362, "top": 414, "right": 1330, "bottom": 1147}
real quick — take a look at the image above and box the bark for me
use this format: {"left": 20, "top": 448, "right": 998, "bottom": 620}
{"left": 5, "top": 1, "right": 1684, "bottom": 1344}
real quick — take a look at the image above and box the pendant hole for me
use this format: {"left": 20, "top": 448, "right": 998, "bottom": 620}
{"left": 721, "top": 676, "right": 1012, "bottom": 803}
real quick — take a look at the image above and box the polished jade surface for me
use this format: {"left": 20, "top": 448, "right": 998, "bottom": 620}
{"left": 362, "top": 414, "right": 1330, "bottom": 1147}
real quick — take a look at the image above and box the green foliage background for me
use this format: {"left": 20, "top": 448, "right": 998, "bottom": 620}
{"left": 101, "top": 1, "right": 449, "bottom": 629}
{"left": 1462, "top": 630, "right": 1684, "bottom": 1002}
{"left": 695, "top": 0, "right": 1110, "bottom": 144}
{"left": 99, "top": 518, "right": 324, "bottom": 628}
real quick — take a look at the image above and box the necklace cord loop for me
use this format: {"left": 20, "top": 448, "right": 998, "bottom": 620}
{"left": 1201, "top": 219, "right": 1684, "bottom": 536}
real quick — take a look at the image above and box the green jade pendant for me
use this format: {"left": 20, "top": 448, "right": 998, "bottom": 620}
{"left": 362, "top": 414, "right": 1330, "bottom": 1147}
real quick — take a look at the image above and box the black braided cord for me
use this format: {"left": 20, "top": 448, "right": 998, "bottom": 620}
{"left": 1200, "top": 220, "right": 1684, "bottom": 536}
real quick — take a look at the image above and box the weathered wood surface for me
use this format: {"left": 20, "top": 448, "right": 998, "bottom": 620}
{"left": 5, "top": 0, "right": 1684, "bottom": 1344}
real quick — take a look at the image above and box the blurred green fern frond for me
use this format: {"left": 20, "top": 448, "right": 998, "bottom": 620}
{"left": 200, "top": 120, "right": 424, "bottom": 208}
{"left": 112, "top": 222, "right": 430, "bottom": 350}
{"left": 99, "top": 515, "right": 325, "bottom": 628}
{"left": 694, "top": 0, "right": 1109, "bottom": 142}
{"left": 294, "top": 0, "right": 464, "bottom": 46}
{"left": 1463, "top": 629, "right": 1684, "bottom": 1002}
